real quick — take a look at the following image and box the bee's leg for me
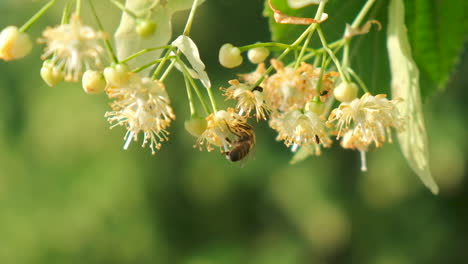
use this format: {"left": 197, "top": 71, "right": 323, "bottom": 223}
{"left": 224, "top": 120, "right": 241, "bottom": 137}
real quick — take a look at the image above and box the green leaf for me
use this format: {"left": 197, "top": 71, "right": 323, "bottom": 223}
{"left": 404, "top": 0, "right": 468, "bottom": 99}
{"left": 387, "top": 0, "right": 439, "bottom": 194}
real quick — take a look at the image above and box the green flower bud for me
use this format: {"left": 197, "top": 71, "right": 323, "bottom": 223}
{"left": 40, "top": 60, "right": 64, "bottom": 87}
{"left": 136, "top": 19, "right": 157, "bottom": 38}
{"left": 104, "top": 63, "right": 130, "bottom": 87}
{"left": 184, "top": 116, "right": 207, "bottom": 137}
{"left": 305, "top": 99, "right": 325, "bottom": 115}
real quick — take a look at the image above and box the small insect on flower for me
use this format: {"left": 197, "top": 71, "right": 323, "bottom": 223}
{"left": 223, "top": 122, "right": 256, "bottom": 162}
{"left": 39, "top": 13, "right": 108, "bottom": 82}
{"left": 222, "top": 79, "right": 272, "bottom": 120}
{"left": 197, "top": 109, "right": 243, "bottom": 150}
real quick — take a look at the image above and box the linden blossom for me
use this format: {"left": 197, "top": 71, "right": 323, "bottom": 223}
{"left": 2, "top": 0, "right": 431, "bottom": 188}
{"left": 269, "top": 109, "right": 332, "bottom": 153}
{"left": 196, "top": 108, "right": 248, "bottom": 153}
{"left": 264, "top": 59, "right": 338, "bottom": 112}
{"left": 328, "top": 93, "right": 404, "bottom": 143}
{"left": 105, "top": 73, "right": 175, "bottom": 155}
{"left": 222, "top": 79, "right": 272, "bottom": 121}
{"left": 327, "top": 93, "right": 405, "bottom": 170}
{"left": 39, "top": 13, "right": 107, "bottom": 82}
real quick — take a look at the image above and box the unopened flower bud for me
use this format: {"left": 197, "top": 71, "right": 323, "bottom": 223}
{"left": 104, "top": 63, "right": 130, "bottom": 87}
{"left": 184, "top": 116, "right": 208, "bottom": 137}
{"left": 219, "top": 43, "right": 243, "bottom": 68}
{"left": 305, "top": 99, "right": 325, "bottom": 115}
{"left": 247, "top": 47, "right": 270, "bottom": 64}
{"left": 334, "top": 82, "right": 358, "bottom": 102}
{"left": 136, "top": 19, "right": 157, "bottom": 38}
{"left": 82, "top": 70, "right": 106, "bottom": 94}
{"left": 40, "top": 60, "right": 64, "bottom": 87}
{"left": 0, "top": 26, "right": 32, "bottom": 61}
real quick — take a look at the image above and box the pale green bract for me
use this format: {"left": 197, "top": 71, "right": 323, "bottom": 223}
{"left": 114, "top": 0, "right": 205, "bottom": 74}
{"left": 172, "top": 35, "right": 211, "bottom": 88}
{"left": 387, "top": 0, "right": 439, "bottom": 194}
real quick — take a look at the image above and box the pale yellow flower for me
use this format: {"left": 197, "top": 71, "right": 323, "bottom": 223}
{"left": 196, "top": 108, "right": 248, "bottom": 152}
{"left": 106, "top": 75, "right": 175, "bottom": 154}
{"left": 328, "top": 93, "right": 404, "bottom": 146}
{"left": 39, "top": 14, "right": 107, "bottom": 82}
{"left": 340, "top": 127, "right": 371, "bottom": 152}
{"left": 222, "top": 79, "right": 272, "bottom": 120}
{"left": 269, "top": 109, "right": 331, "bottom": 153}
{"left": 340, "top": 128, "right": 373, "bottom": 171}
{"left": 328, "top": 93, "right": 405, "bottom": 170}
{"left": 264, "top": 59, "right": 338, "bottom": 112}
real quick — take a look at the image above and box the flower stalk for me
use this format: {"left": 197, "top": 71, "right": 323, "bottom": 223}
{"left": 20, "top": 0, "right": 56, "bottom": 32}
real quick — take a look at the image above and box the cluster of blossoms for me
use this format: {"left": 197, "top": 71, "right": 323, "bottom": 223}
{"left": 0, "top": 0, "right": 171, "bottom": 154}
{"left": 0, "top": 0, "right": 406, "bottom": 172}
{"left": 39, "top": 14, "right": 108, "bottom": 83}
{"left": 215, "top": 41, "right": 405, "bottom": 168}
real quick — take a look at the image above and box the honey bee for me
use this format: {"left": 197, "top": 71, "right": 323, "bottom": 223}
{"left": 223, "top": 122, "right": 256, "bottom": 162}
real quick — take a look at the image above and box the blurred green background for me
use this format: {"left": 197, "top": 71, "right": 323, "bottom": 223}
{"left": 0, "top": 0, "right": 467, "bottom": 263}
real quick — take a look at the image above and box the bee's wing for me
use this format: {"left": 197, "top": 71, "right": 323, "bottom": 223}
{"left": 238, "top": 141, "right": 256, "bottom": 168}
